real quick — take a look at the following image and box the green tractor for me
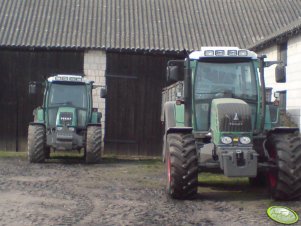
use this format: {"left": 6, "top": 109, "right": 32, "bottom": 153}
{"left": 162, "top": 47, "right": 301, "bottom": 200}
{"left": 28, "top": 74, "right": 105, "bottom": 163}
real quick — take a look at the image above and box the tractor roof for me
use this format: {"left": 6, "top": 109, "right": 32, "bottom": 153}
{"left": 189, "top": 47, "right": 257, "bottom": 60}
{"left": 47, "top": 74, "right": 92, "bottom": 84}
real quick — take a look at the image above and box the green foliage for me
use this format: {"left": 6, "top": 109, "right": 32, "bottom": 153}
{"left": 0, "top": 151, "right": 27, "bottom": 158}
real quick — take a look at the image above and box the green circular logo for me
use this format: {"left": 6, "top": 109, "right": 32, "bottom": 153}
{"left": 267, "top": 206, "right": 299, "bottom": 225}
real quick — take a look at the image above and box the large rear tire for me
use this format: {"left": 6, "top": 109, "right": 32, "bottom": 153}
{"left": 28, "top": 125, "right": 46, "bottom": 163}
{"left": 166, "top": 133, "right": 198, "bottom": 199}
{"left": 266, "top": 133, "right": 301, "bottom": 200}
{"left": 85, "top": 126, "right": 102, "bottom": 164}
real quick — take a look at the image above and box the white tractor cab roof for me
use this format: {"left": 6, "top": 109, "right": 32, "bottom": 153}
{"left": 189, "top": 47, "right": 258, "bottom": 60}
{"left": 47, "top": 74, "right": 92, "bottom": 84}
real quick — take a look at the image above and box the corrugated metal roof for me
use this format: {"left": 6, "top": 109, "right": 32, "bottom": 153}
{"left": 0, "top": 0, "right": 301, "bottom": 51}
{"left": 249, "top": 18, "right": 301, "bottom": 51}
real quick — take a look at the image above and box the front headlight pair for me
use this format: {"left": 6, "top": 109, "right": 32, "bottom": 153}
{"left": 56, "top": 127, "right": 75, "bottom": 132}
{"left": 221, "top": 136, "right": 251, "bottom": 145}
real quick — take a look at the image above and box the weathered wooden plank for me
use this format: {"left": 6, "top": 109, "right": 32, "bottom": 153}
{"left": 105, "top": 52, "right": 181, "bottom": 156}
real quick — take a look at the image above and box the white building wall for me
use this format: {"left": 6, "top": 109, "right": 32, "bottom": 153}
{"left": 84, "top": 50, "right": 106, "bottom": 138}
{"left": 256, "top": 34, "right": 301, "bottom": 129}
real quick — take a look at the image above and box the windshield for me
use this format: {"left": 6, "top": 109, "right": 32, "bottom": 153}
{"left": 194, "top": 61, "right": 258, "bottom": 131}
{"left": 48, "top": 83, "right": 87, "bottom": 109}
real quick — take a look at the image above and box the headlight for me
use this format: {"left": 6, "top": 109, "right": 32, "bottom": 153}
{"left": 240, "top": 136, "right": 251, "bottom": 144}
{"left": 57, "top": 127, "right": 63, "bottom": 131}
{"left": 215, "top": 50, "right": 225, "bottom": 56}
{"left": 204, "top": 50, "right": 214, "bottom": 56}
{"left": 69, "top": 127, "right": 75, "bottom": 132}
{"left": 221, "top": 136, "right": 232, "bottom": 144}
{"left": 238, "top": 50, "right": 248, "bottom": 56}
{"left": 227, "top": 50, "right": 237, "bottom": 56}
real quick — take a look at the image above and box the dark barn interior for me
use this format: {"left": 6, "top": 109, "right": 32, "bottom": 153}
{"left": 0, "top": 49, "right": 83, "bottom": 151}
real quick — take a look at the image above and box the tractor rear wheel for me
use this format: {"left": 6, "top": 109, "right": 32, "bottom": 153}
{"left": 85, "top": 126, "right": 102, "bottom": 164}
{"left": 266, "top": 133, "right": 301, "bottom": 200}
{"left": 165, "top": 133, "right": 198, "bottom": 199}
{"left": 28, "top": 125, "right": 46, "bottom": 163}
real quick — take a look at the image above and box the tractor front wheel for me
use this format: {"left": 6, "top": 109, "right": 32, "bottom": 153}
{"left": 28, "top": 124, "right": 46, "bottom": 163}
{"left": 266, "top": 133, "right": 301, "bottom": 200}
{"left": 85, "top": 126, "right": 102, "bottom": 164}
{"left": 165, "top": 133, "right": 198, "bottom": 199}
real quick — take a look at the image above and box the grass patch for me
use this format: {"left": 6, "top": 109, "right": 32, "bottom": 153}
{"left": 197, "top": 172, "right": 270, "bottom": 201}
{"left": 199, "top": 172, "right": 249, "bottom": 187}
{"left": 0, "top": 151, "right": 162, "bottom": 165}
{"left": 0, "top": 151, "right": 27, "bottom": 158}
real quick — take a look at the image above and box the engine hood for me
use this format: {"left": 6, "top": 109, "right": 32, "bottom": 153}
{"left": 210, "top": 98, "right": 252, "bottom": 133}
{"left": 55, "top": 107, "right": 77, "bottom": 127}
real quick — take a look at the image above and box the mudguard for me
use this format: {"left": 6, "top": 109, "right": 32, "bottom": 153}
{"left": 162, "top": 101, "right": 192, "bottom": 161}
{"left": 267, "top": 127, "right": 299, "bottom": 136}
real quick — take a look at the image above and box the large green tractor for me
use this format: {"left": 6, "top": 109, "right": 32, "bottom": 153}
{"left": 162, "top": 47, "right": 301, "bottom": 200}
{"left": 28, "top": 74, "right": 105, "bottom": 163}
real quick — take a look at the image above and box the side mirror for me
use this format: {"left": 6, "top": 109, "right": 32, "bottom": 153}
{"left": 100, "top": 87, "right": 107, "bottom": 98}
{"left": 166, "top": 66, "right": 179, "bottom": 82}
{"left": 275, "top": 65, "right": 286, "bottom": 83}
{"left": 29, "top": 82, "right": 37, "bottom": 94}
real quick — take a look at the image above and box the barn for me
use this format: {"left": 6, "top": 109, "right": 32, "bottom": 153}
{"left": 0, "top": 0, "right": 301, "bottom": 155}
{"left": 249, "top": 18, "right": 301, "bottom": 130}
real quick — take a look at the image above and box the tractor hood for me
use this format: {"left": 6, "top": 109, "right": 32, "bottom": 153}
{"left": 210, "top": 98, "right": 252, "bottom": 132}
{"left": 55, "top": 107, "right": 77, "bottom": 127}
{"left": 210, "top": 98, "right": 252, "bottom": 145}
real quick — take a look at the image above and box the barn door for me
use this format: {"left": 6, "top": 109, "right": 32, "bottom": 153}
{"left": 104, "top": 74, "right": 139, "bottom": 155}
{"left": 0, "top": 52, "right": 18, "bottom": 150}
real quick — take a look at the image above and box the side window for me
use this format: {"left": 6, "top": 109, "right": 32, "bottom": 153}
{"left": 278, "top": 42, "right": 287, "bottom": 66}
{"left": 265, "top": 87, "right": 273, "bottom": 102}
{"left": 278, "top": 90, "right": 287, "bottom": 111}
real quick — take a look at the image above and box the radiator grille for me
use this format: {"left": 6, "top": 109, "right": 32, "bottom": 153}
{"left": 217, "top": 102, "right": 252, "bottom": 132}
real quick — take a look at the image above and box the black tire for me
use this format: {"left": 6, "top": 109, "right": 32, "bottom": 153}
{"left": 266, "top": 133, "right": 301, "bottom": 200}
{"left": 166, "top": 133, "right": 198, "bottom": 199}
{"left": 28, "top": 125, "right": 46, "bottom": 163}
{"left": 85, "top": 126, "right": 102, "bottom": 164}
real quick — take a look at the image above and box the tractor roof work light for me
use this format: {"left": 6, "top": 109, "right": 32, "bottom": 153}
{"left": 215, "top": 50, "right": 225, "bottom": 56}
{"left": 238, "top": 50, "right": 248, "bottom": 56}
{"left": 204, "top": 50, "right": 214, "bottom": 56}
{"left": 227, "top": 50, "right": 237, "bottom": 56}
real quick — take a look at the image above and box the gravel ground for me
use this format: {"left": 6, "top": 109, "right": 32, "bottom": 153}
{"left": 0, "top": 156, "right": 300, "bottom": 226}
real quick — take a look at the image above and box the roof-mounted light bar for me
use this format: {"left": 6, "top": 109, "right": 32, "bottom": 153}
{"left": 55, "top": 75, "right": 83, "bottom": 82}
{"left": 190, "top": 47, "right": 257, "bottom": 60}
{"left": 48, "top": 75, "right": 86, "bottom": 83}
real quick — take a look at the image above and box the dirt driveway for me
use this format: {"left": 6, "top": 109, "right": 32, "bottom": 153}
{"left": 0, "top": 156, "right": 300, "bottom": 226}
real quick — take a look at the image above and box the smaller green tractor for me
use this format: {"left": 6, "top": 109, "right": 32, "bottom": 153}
{"left": 28, "top": 74, "right": 106, "bottom": 163}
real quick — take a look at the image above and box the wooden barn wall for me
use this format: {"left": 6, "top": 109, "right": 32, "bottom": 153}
{"left": 0, "top": 49, "right": 84, "bottom": 151}
{"left": 105, "top": 52, "right": 180, "bottom": 156}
